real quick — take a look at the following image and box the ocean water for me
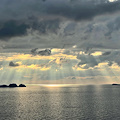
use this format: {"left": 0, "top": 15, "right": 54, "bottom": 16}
{"left": 0, "top": 85, "right": 120, "bottom": 120}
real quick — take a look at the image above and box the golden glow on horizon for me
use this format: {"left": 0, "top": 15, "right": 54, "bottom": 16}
{"left": 1, "top": 53, "right": 77, "bottom": 61}
{"left": 38, "top": 84, "right": 79, "bottom": 87}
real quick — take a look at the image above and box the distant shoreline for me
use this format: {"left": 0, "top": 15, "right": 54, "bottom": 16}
{"left": 0, "top": 83, "right": 26, "bottom": 88}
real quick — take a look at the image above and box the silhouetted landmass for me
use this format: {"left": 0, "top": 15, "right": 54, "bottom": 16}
{"left": 0, "top": 83, "right": 26, "bottom": 88}
{"left": 19, "top": 84, "right": 26, "bottom": 87}
{"left": 0, "top": 85, "right": 8, "bottom": 87}
{"left": 9, "top": 83, "right": 18, "bottom": 87}
{"left": 112, "top": 84, "right": 119, "bottom": 85}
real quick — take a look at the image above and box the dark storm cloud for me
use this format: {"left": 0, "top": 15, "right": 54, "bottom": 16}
{"left": 0, "top": 19, "right": 60, "bottom": 40}
{"left": 2, "top": 0, "right": 120, "bottom": 22}
{"left": 31, "top": 19, "right": 60, "bottom": 34}
{"left": 47, "top": 0, "right": 120, "bottom": 21}
{"left": 0, "top": 0, "right": 120, "bottom": 27}
{"left": 0, "top": 0, "right": 120, "bottom": 40}
{"left": 0, "top": 0, "right": 120, "bottom": 49}
{"left": 0, "top": 20, "right": 29, "bottom": 39}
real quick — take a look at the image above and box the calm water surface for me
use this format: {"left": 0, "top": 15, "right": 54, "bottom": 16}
{"left": 0, "top": 85, "right": 120, "bottom": 120}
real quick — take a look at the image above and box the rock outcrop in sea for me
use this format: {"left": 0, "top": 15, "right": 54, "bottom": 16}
{"left": 9, "top": 83, "right": 18, "bottom": 87}
{"left": 0, "top": 83, "right": 26, "bottom": 88}
{"left": 19, "top": 84, "right": 26, "bottom": 87}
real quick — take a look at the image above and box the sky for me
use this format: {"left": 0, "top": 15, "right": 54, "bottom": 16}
{"left": 0, "top": 0, "right": 120, "bottom": 84}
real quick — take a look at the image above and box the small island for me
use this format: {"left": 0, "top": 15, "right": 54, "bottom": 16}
{"left": 0, "top": 83, "right": 26, "bottom": 88}
{"left": 112, "top": 84, "right": 120, "bottom": 85}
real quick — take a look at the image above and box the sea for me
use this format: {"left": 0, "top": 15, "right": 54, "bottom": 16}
{"left": 0, "top": 85, "right": 120, "bottom": 120}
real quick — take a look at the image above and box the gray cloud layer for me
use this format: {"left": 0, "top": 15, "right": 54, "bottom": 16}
{"left": 0, "top": 0, "right": 120, "bottom": 21}
{"left": 0, "top": 0, "right": 120, "bottom": 50}
{"left": 0, "top": 0, "right": 120, "bottom": 39}
{"left": 47, "top": 0, "right": 120, "bottom": 21}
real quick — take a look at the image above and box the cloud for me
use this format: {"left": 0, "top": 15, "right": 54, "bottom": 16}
{"left": 1, "top": 13, "right": 120, "bottom": 50}
{"left": 2, "top": 49, "right": 120, "bottom": 73}
{"left": 5, "top": 51, "right": 73, "bottom": 71}
{"left": 1, "top": 50, "right": 120, "bottom": 83}
{"left": 0, "top": 20, "right": 29, "bottom": 39}
{"left": 9, "top": 61, "right": 20, "bottom": 67}
{"left": 0, "top": 0, "right": 120, "bottom": 21}
{"left": 2, "top": 49, "right": 120, "bottom": 72}
{"left": 47, "top": 57, "right": 69, "bottom": 68}
{"left": 91, "top": 51, "right": 102, "bottom": 56}
{"left": 0, "top": 0, "right": 120, "bottom": 40}
{"left": 102, "top": 51, "right": 111, "bottom": 56}
{"left": 0, "top": 19, "right": 60, "bottom": 40}
{"left": 104, "top": 16, "right": 120, "bottom": 38}
{"left": 47, "top": 0, "right": 120, "bottom": 21}
{"left": 9, "top": 62, "right": 51, "bottom": 71}
{"left": 31, "top": 48, "right": 52, "bottom": 56}
{"left": 27, "top": 64, "right": 51, "bottom": 71}
{"left": 0, "top": 52, "right": 77, "bottom": 61}
{"left": 73, "top": 50, "right": 120, "bottom": 70}
{"left": 8, "top": 59, "right": 68, "bottom": 71}
{"left": 0, "top": 67, "right": 3, "bottom": 70}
